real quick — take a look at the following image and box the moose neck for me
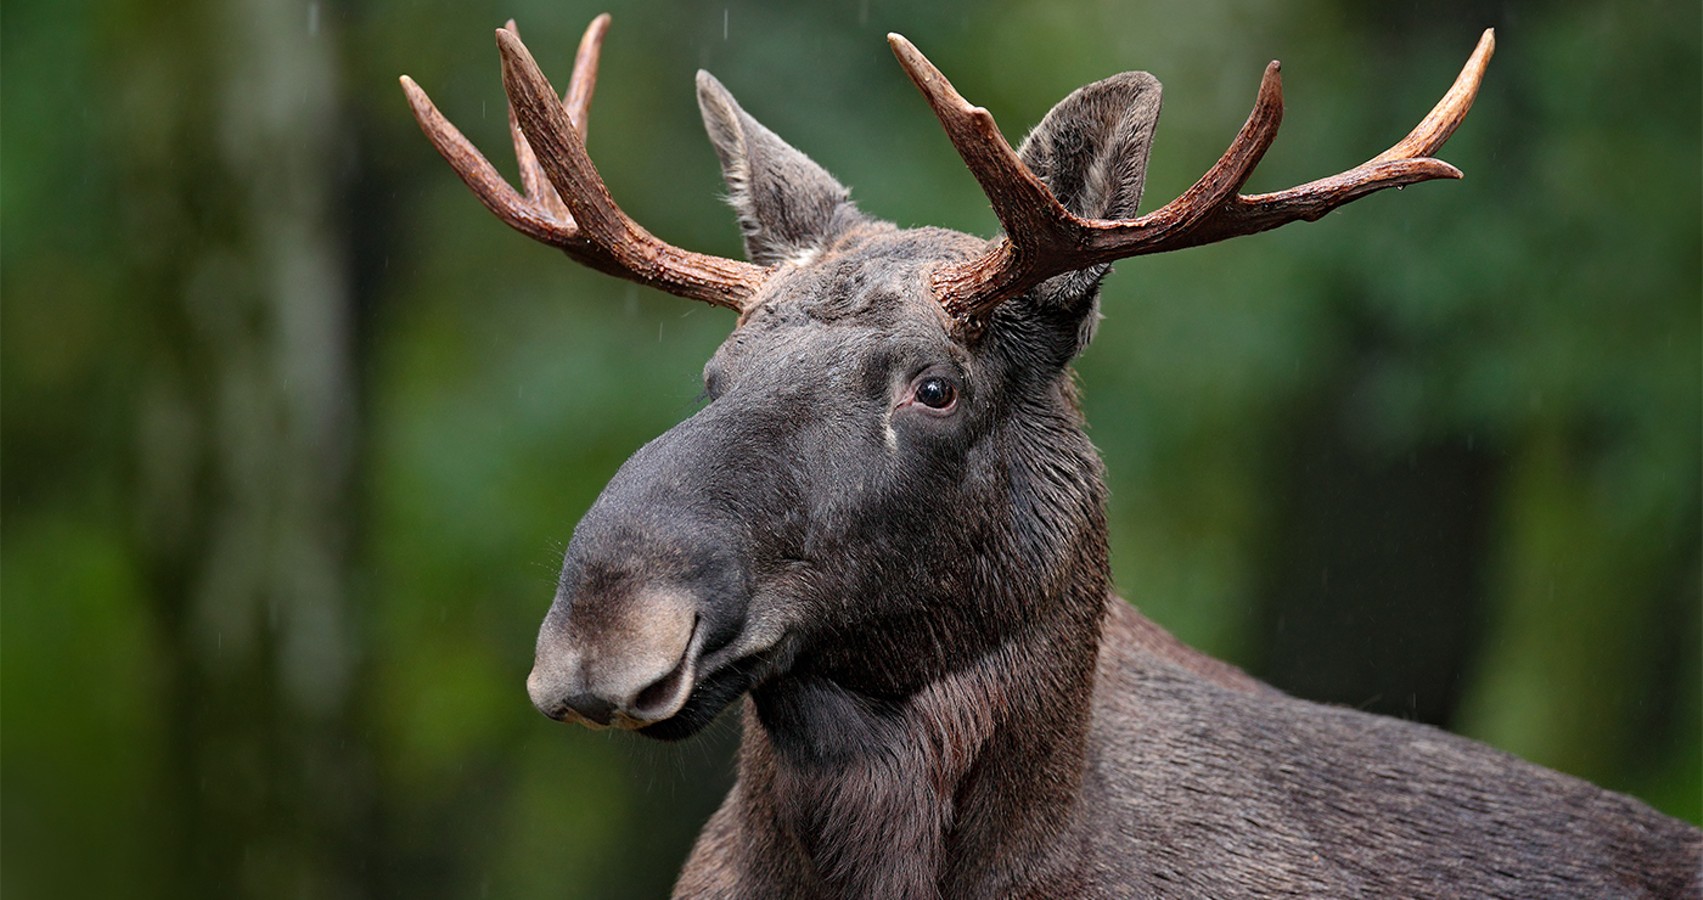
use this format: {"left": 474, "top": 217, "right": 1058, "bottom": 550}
{"left": 739, "top": 385, "right": 1113, "bottom": 897}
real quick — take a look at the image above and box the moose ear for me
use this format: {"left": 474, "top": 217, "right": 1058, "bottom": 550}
{"left": 697, "top": 71, "right": 863, "bottom": 266}
{"left": 1015, "top": 72, "right": 1162, "bottom": 317}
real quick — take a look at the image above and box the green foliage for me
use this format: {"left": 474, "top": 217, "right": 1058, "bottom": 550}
{"left": 4, "top": 0, "right": 1698, "bottom": 895}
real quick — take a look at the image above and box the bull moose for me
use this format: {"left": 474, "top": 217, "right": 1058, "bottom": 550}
{"left": 402, "top": 15, "right": 1702, "bottom": 898}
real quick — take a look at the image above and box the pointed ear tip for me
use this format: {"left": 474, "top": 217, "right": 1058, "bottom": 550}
{"left": 1103, "top": 70, "right": 1162, "bottom": 93}
{"left": 695, "top": 70, "right": 733, "bottom": 107}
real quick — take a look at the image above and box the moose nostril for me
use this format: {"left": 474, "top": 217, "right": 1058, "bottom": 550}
{"left": 631, "top": 647, "right": 692, "bottom": 718}
{"left": 560, "top": 692, "right": 617, "bottom": 727}
{"left": 629, "top": 614, "right": 702, "bottom": 720}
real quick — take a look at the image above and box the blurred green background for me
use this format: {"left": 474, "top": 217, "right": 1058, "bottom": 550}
{"left": 3, "top": 0, "right": 1698, "bottom": 896}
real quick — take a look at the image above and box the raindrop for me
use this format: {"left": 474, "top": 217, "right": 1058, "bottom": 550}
{"left": 308, "top": 1, "right": 320, "bottom": 35}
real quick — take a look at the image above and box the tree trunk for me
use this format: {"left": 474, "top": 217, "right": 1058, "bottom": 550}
{"left": 124, "top": 0, "right": 371, "bottom": 895}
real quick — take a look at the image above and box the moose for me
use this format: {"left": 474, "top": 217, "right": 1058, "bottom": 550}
{"left": 403, "top": 15, "right": 1702, "bottom": 898}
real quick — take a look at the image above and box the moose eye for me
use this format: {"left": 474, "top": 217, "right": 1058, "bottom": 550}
{"left": 913, "top": 376, "right": 957, "bottom": 411}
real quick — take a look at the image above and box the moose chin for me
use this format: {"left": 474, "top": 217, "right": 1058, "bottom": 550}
{"left": 403, "top": 15, "right": 1701, "bottom": 898}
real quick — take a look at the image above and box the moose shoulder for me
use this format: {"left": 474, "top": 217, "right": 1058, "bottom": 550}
{"left": 402, "top": 16, "right": 1702, "bottom": 898}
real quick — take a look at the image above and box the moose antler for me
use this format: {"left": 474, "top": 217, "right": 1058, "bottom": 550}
{"left": 891, "top": 30, "right": 1496, "bottom": 326}
{"left": 400, "top": 16, "right": 770, "bottom": 311}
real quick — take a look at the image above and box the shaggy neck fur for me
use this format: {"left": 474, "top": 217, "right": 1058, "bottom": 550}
{"left": 728, "top": 373, "right": 1111, "bottom": 898}
{"left": 740, "top": 589, "right": 1106, "bottom": 897}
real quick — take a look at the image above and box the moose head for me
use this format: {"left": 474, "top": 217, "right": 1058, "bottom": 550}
{"left": 402, "top": 17, "right": 1491, "bottom": 742}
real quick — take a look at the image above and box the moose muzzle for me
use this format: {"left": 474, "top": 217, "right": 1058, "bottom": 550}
{"left": 527, "top": 585, "right": 702, "bottom": 729}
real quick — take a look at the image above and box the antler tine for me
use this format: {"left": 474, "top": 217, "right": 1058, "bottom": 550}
{"left": 564, "top": 14, "right": 612, "bottom": 132}
{"left": 402, "top": 17, "right": 609, "bottom": 242}
{"left": 401, "top": 74, "right": 576, "bottom": 247}
{"left": 506, "top": 15, "right": 610, "bottom": 219}
{"left": 506, "top": 21, "right": 565, "bottom": 219}
{"left": 887, "top": 36, "right": 1079, "bottom": 269}
{"left": 1371, "top": 28, "right": 1495, "bottom": 164}
{"left": 496, "top": 27, "right": 768, "bottom": 310}
{"left": 403, "top": 16, "right": 770, "bottom": 312}
{"left": 915, "top": 30, "right": 1495, "bottom": 329}
{"left": 1113, "top": 62, "right": 1286, "bottom": 249}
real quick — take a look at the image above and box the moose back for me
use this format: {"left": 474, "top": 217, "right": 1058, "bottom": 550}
{"left": 402, "top": 16, "right": 1701, "bottom": 898}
